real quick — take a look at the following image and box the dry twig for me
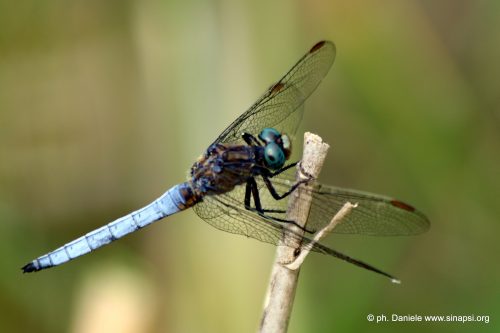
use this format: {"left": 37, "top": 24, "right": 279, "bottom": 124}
{"left": 259, "top": 132, "right": 353, "bottom": 333}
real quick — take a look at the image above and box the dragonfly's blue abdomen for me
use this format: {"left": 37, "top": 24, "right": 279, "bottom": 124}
{"left": 22, "top": 182, "right": 197, "bottom": 272}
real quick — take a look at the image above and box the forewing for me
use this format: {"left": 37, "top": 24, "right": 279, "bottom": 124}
{"left": 212, "top": 41, "right": 336, "bottom": 145}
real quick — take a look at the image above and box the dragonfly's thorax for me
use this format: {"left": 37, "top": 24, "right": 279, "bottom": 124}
{"left": 189, "top": 143, "right": 265, "bottom": 196}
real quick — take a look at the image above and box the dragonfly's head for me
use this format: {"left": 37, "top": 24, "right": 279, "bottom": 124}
{"left": 258, "top": 128, "right": 291, "bottom": 170}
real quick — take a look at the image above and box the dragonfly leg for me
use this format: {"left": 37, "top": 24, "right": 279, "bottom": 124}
{"left": 261, "top": 175, "right": 310, "bottom": 201}
{"left": 269, "top": 161, "right": 315, "bottom": 181}
{"left": 268, "top": 162, "right": 298, "bottom": 177}
{"left": 252, "top": 160, "right": 313, "bottom": 199}
{"left": 255, "top": 161, "right": 314, "bottom": 200}
{"left": 245, "top": 178, "right": 285, "bottom": 213}
{"left": 246, "top": 177, "right": 315, "bottom": 234}
{"left": 252, "top": 162, "right": 301, "bottom": 180}
{"left": 242, "top": 133, "right": 262, "bottom": 146}
{"left": 258, "top": 212, "right": 315, "bottom": 234}
{"left": 244, "top": 180, "right": 252, "bottom": 208}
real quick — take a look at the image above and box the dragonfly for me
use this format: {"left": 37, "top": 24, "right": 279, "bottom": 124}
{"left": 22, "top": 41, "right": 430, "bottom": 281}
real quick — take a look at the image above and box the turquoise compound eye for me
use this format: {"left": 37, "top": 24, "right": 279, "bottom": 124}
{"left": 259, "top": 128, "right": 281, "bottom": 144}
{"left": 264, "top": 142, "right": 285, "bottom": 170}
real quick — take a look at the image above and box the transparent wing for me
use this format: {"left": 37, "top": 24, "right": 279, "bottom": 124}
{"left": 192, "top": 185, "right": 328, "bottom": 251}
{"left": 195, "top": 172, "right": 429, "bottom": 241}
{"left": 308, "top": 185, "right": 430, "bottom": 236}
{"left": 271, "top": 175, "right": 430, "bottom": 236}
{"left": 212, "top": 41, "right": 336, "bottom": 145}
{"left": 193, "top": 192, "right": 286, "bottom": 245}
{"left": 191, "top": 175, "right": 422, "bottom": 281}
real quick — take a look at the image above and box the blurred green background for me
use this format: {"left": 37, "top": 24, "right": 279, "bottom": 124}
{"left": 1, "top": 0, "right": 498, "bottom": 332}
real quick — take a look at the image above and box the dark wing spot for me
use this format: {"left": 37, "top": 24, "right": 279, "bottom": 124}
{"left": 390, "top": 199, "right": 416, "bottom": 212}
{"left": 309, "top": 40, "right": 326, "bottom": 53}
{"left": 270, "top": 82, "right": 285, "bottom": 96}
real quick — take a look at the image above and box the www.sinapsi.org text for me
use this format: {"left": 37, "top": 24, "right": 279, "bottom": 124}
{"left": 367, "top": 313, "right": 489, "bottom": 324}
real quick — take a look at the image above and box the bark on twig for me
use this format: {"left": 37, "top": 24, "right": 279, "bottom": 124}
{"left": 259, "top": 132, "right": 330, "bottom": 333}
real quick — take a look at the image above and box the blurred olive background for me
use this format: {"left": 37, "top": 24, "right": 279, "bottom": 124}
{"left": 1, "top": 0, "right": 499, "bottom": 332}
